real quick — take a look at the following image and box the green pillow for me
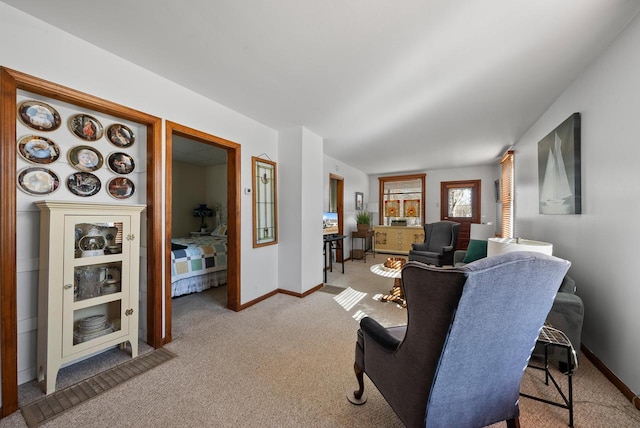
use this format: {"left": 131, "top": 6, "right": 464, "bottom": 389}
{"left": 462, "top": 239, "right": 488, "bottom": 263}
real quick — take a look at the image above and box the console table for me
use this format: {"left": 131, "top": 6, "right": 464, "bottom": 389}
{"left": 323, "top": 235, "right": 346, "bottom": 283}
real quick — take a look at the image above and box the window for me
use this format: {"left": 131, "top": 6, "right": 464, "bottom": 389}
{"left": 500, "top": 150, "right": 514, "bottom": 238}
{"left": 378, "top": 174, "right": 425, "bottom": 226}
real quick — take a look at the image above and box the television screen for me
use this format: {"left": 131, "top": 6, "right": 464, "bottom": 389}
{"left": 323, "top": 212, "right": 339, "bottom": 235}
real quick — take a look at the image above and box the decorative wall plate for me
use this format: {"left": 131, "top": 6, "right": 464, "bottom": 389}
{"left": 17, "top": 167, "right": 60, "bottom": 195}
{"left": 107, "top": 177, "right": 135, "bottom": 199}
{"left": 18, "top": 135, "right": 61, "bottom": 164}
{"left": 68, "top": 113, "right": 103, "bottom": 141}
{"left": 67, "top": 171, "right": 101, "bottom": 197}
{"left": 106, "top": 123, "right": 135, "bottom": 148}
{"left": 107, "top": 151, "right": 135, "bottom": 174}
{"left": 68, "top": 145, "right": 103, "bottom": 172}
{"left": 17, "top": 100, "right": 61, "bottom": 131}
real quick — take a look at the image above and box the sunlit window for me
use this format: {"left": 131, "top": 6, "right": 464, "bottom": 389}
{"left": 378, "top": 174, "right": 425, "bottom": 226}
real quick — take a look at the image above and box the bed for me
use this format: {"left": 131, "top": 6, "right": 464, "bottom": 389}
{"left": 170, "top": 233, "right": 227, "bottom": 297}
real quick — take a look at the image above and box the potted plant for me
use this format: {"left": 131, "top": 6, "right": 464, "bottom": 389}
{"left": 355, "top": 210, "right": 372, "bottom": 232}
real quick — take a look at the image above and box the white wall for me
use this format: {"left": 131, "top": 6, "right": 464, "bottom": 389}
{"left": 0, "top": 2, "right": 279, "bottom": 393}
{"left": 513, "top": 12, "right": 640, "bottom": 394}
{"left": 279, "top": 127, "right": 324, "bottom": 293}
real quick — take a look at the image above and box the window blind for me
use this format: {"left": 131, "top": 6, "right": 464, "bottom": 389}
{"left": 500, "top": 150, "right": 514, "bottom": 238}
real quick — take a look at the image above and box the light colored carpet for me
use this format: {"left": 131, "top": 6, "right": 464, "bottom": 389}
{"left": 1, "top": 256, "right": 638, "bottom": 427}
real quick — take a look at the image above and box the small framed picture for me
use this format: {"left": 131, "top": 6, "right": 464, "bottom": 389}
{"left": 106, "top": 123, "right": 135, "bottom": 148}
{"left": 17, "top": 100, "right": 61, "bottom": 131}
{"left": 107, "top": 152, "right": 135, "bottom": 175}
{"left": 68, "top": 114, "right": 104, "bottom": 141}
{"left": 68, "top": 145, "right": 103, "bottom": 172}
{"left": 355, "top": 192, "right": 364, "bottom": 210}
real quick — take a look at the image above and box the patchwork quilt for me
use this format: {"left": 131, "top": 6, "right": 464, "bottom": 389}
{"left": 170, "top": 235, "right": 227, "bottom": 283}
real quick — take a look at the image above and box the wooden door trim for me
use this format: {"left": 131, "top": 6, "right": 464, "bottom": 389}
{"left": 329, "top": 174, "right": 344, "bottom": 261}
{"left": 164, "top": 121, "right": 241, "bottom": 344}
{"left": 0, "top": 67, "right": 163, "bottom": 417}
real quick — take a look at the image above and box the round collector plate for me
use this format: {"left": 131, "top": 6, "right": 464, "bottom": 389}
{"left": 106, "top": 123, "right": 135, "bottom": 148}
{"left": 107, "top": 177, "right": 135, "bottom": 200}
{"left": 67, "top": 171, "right": 101, "bottom": 197}
{"left": 68, "top": 145, "right": 103, "bottom": 172}
{"left": 107, "top": 151, "right": 135, "bottom": 175}
{"left": 17, "top": 135, "right": 61, "bottom": 165}
{"left": 17, "top": 167, "right": 60, "bottom": 196}
{"left": 17, "top": 100, "right": 61, "bottom": 132}
{"left": 68, "top": 113, "right": 103, "bottom": 141}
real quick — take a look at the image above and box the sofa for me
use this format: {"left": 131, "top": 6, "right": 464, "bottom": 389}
{"left": 454, "top": 247, "right": 584, "bottom": 367}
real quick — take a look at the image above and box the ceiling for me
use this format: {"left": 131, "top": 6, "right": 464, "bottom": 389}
{"left": 5, "top": 0, "right": 640, "bottom": 174}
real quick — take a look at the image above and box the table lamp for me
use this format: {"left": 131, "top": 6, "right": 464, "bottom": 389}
{"left": 487, "top": 237, "right": 553, "bottom": 257}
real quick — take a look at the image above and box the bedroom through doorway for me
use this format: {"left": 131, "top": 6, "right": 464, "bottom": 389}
{"left": 165, "top": 121, "right": 241, "bottom": 343}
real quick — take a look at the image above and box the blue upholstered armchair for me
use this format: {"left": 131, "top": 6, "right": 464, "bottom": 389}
{"left": 408, "top": 221, "right": 460, "bottom": 267}
{"left": 348, "top": 252, "right": 570, "bottom": 427}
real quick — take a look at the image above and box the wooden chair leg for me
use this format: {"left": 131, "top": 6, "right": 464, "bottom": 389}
{"left": 347, "top": 362, "right": 368, "bottom": 404}
{"left": 506, "top": 417, "right": 521, "bottom": 428}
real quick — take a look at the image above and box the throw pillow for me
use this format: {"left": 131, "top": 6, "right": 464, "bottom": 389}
{"left": 462, "top": 239, "right": 488, "bottom": 263}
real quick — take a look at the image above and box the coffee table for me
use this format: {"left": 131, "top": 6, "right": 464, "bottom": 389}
{"left": 370, "top": 264, "right": 406, "bottom": 307}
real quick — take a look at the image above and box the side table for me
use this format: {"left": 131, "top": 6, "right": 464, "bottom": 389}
{"left": 370, "top": 263, "right": 405, "bottom": 307}
{"left": 351, "top": 230, "right": 374, "bottom": 262}
{"left": 520, "top": 323, "right": 578, "bottom": 427}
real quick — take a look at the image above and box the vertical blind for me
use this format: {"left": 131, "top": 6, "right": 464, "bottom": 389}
{"left": 500, "top": 150, "right": 514, "bottom": 238}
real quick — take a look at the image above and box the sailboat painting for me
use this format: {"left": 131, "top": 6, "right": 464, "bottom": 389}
{"left": 538, "top": 113, "right": 581, "bottom": 214}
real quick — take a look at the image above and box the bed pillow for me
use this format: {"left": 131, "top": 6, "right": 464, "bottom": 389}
{"left": 462, "top": 239, "right": 488, "bottom": 263}
{"left": 211, "top": 224, "right": 227, "bottom": 236}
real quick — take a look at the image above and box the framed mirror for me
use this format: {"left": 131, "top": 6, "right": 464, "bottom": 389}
{"left": 252, "top": 156, "right": 278, "bottom": 247}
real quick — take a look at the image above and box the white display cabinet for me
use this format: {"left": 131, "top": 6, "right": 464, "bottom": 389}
{"left": 36, "top": 201, "right": 145, "bottom": 394}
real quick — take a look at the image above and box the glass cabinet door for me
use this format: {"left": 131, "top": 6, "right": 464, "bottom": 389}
{"left": 63, "top": 216, "right": 131, "bottom": 356}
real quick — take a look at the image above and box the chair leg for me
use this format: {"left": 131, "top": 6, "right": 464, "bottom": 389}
{"left": 346, "top": 362, "right": 368, "bottom": 405}
{"left": 506, "top": 417, "right": 521, "bottom": 428}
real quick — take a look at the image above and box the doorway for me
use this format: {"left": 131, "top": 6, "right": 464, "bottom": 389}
{"left": 164, "top": 121, "right": 241, "bottom": 344}
{"left": 329, "top": 174, "right": 344, "bottom": 261}
{"left": 440, "top": 180, "right": 481, "bottom": 250}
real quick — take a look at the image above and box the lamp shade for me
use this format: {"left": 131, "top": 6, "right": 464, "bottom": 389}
{"left": 487, "top": 237, "right": 553, "bottom": 257}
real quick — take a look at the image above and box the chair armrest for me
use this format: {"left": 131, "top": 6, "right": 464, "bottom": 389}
{"left": 442, "top": 245, "right": 453, "bottom": 252}
{"left": 412, "top": 243, "right": 429, "bottom": 251}
{"left": 360, "top": 317, "right": 402, "bottom": 352}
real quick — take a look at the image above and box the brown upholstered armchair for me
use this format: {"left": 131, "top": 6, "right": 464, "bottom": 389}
{"left": 408, "top": 221, "right": 460, "bottom": 266}
{"left": 347, "top": 252, "right": 571, "bottom": 427}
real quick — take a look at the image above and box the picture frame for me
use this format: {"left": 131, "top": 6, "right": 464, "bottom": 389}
{"left": 68, "top": 145, "right": 103, "bottom": 172}
{"left": 68, "top": 113, "right": 103, "bottom": 141}
{"left": 106, "top": 123, "right": 135, "bottom": 148}
{"left": 252, "top": 156, "right": 278, "bottom": 247}
{"left": 17, "top": 100, "right": 61, "bottom": 131}
{"left": 538, "top": 113, "right": 581, "bottom": 214}
{"left": 355, "top": 192, "right": 364, "bottom": 210}
{"left": 107, "top": 152, "right": 135, "bottom": 175}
